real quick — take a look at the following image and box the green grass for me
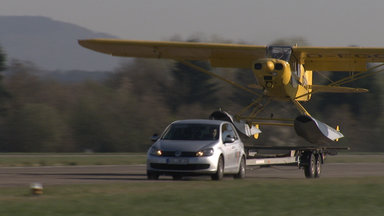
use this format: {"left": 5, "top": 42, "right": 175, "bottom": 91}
{"left": 0, "top": 153, "right": 146, "bottom": 167}
{"left": 0, "top": 177, "right": 383, "bottom": 216}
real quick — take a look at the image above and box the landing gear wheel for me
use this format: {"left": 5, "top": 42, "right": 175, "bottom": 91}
{"left": 147, "top": 170, "right": 159, "bottom": 180}
{"left": 234, "top": 157, "right": 246, "bottom": 179}
{"left": 212, "top": 156, "right": 224, "bottom": 181}
{"left": 304, "top": 153, "right": 316, "bottom": 178}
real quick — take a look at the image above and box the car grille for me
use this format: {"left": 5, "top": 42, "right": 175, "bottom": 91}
{"left": 161, "top": 151, "right": 196, "bottom": 157}
{"left": 150, "top": 163, "right": 210, "bottom": 170}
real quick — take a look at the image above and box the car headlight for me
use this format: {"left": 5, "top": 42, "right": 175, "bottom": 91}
{"left": 196, "top": 148, "right": 214, "bottom": 157}
{"left": 150, "top": 147, "right": 162, "bottom": 156}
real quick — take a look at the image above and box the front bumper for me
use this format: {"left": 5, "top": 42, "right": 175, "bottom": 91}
{"left": 147, "top": 155, "right": 218, "bottom": 175}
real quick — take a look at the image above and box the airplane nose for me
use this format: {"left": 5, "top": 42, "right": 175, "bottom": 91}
{"left": 266, "top": 61, "right": 274, "bottom": 71}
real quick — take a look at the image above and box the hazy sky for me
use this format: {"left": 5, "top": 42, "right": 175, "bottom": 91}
{"left": 2, "top": 0, "right": 384, "bottom": 46}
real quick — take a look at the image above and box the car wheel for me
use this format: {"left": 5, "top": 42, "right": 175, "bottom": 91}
{"left": 234, "top": 156, "right": 246, "bottom": 179}
{"left": 147, "top": 170, "right": 159, "bottom": 180}
{"left": 211, "top": 156, "right": 224, "bottom": 181}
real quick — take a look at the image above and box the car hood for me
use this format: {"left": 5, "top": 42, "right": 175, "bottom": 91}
{"left": 156, "top": 140, "right": 218, "bottom": 152}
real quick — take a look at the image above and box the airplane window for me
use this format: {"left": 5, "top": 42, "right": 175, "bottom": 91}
{"left": 267, "top": 46, "right": 292, "bottom": 61}
{"left": 297, "top": 63, "right": 302, "bottom": 77}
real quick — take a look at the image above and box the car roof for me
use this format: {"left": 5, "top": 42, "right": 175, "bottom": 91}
{"left": 171, "top": 119, "right": 229, "bottom": 125}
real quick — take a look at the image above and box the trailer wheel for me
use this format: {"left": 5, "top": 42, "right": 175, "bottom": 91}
{"left": 314, "top": 154, "right": 321, "bottom": 178}
{"left": 304, "top": 153, "right": 316, "bottom": 178}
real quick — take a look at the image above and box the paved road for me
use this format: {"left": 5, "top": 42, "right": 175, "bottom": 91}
{"left": 1, "top": 162, "right": 384, "bottom": 187}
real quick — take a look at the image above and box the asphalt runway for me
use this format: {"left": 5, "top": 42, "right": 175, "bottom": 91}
{"left": 1, "top": 162, "right": 384, "bottom": 187}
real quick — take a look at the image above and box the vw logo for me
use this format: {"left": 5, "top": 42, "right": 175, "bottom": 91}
{"left": 175, "top": 151, "right": 182, "bottom": 157}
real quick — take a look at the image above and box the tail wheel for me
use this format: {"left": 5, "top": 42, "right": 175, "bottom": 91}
{"left": 304, "top": 153, "right": 316, "bottom": 178}
{"left": 234, "top": 156, "right": 246, "bottom": 179}
{"left": 211, "top": 156, "right": 224, "bottom": 181}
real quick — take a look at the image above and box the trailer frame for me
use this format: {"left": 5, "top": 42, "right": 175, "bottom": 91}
{"left": 245, "top": 146, "right": 350, "bottom": 178}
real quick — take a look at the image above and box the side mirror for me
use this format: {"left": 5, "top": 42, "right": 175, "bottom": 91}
{"left": 151, "top": 134, "right": 159, "bottom": 142}
{"left": 224, "top": 136, "right": 235, "bottom": 143}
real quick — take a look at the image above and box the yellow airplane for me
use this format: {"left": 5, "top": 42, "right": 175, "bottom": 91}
{"left": 78, "top": 39, "right": 384, "bottom": 145}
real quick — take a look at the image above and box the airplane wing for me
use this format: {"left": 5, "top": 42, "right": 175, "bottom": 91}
{"left": 78, "top": 39, "right": 266, "bottom": 68}
{"left": 292, "top": 47, "right": 384, "bottom": 71}
{"left": 79, "top": 39, "right": 384, "bottom": 71}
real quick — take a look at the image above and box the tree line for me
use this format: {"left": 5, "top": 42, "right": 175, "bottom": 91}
{"left": 0, "top": 40, "right": 383, "bottom": 152}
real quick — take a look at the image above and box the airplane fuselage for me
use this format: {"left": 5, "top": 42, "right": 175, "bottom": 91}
{"left": 252, "top": 46, "right": 313, "bottom": 101}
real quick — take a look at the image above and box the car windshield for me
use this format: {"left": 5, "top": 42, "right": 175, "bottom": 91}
{"left": 162, "top": 123, "right": 219, "bottom": 141}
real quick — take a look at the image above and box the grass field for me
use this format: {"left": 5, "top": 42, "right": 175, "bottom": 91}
{"left": 0, "top": 152, "right": 383, "bottom": 167}
{"left": 0, "top": 153, "right": 146, "bottom": 167}
{"left": 0, "top": 177, "right": 383, "bottom": 216}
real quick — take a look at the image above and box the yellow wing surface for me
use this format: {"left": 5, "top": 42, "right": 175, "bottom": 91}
{"left": 293, "top": 47, "right": 384, "bottom": 71}
{"left": 78, "top": 39, "right": 384, "bottom": 71}
{"left": 78, "top": 39, "right": 266, "bottom": 68}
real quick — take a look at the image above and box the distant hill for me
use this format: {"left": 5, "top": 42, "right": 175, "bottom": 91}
{"left": 0, "top": 16, "right": 122, "bottom": 71}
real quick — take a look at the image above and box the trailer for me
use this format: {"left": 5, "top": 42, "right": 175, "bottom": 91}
{"left": 245, "top": 146, "right": 349, "bottom": 178}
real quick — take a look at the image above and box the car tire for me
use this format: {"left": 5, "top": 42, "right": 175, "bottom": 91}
{"left": 234, "top": 156, "right": 246, "bottom": 179}
{"left": 211, "top": 156, "right": 224, "bottom": 181}
{"left": 147, "top": 170, "right": 159, "bottom": 180}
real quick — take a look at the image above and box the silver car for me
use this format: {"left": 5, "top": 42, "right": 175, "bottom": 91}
{"left": 147, "top": 119, "right": 246, "bottom": 180}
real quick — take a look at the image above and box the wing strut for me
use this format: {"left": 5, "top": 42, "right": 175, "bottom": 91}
{"left": 292, "top": 100, "right": 311, "bottom": 116}
{"left": 329, "top": 63, "right": 384, "bottom": 87}
{"left": 179, "top": 60, "right": 261, "bottom": 97}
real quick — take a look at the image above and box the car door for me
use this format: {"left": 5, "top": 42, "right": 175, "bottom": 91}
{"left": 229, "top": 124, "right": 243, "bottom": 169}
{"left": 221, "top": 123, "right": 239, "bottom": 172}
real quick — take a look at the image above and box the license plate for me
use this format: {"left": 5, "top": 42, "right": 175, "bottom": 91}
{"left": 167, "top": 158, "right": 189, "bottom": 164}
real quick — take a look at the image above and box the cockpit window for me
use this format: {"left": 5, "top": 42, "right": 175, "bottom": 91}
{"left": 267, "top": 46, "right": 292, "bottom": 61}
{"left": 162, "top": 123, "right": 219, "bottom": 141}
